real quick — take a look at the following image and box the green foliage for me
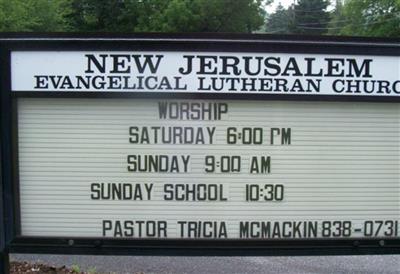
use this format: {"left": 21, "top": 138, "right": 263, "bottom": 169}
{"left": 327, "top": 0, "right": 346, "bottom": 35}
{"left": 331, "top": 0, "right": 400, "bottom": 37}
{"left": 0, "top": 0, "right": 68, "bottom": 31}
{"left": 266, "top": 3, "right": 293, "bottom": 34}
{"left": 71, "top": 264, "right": 81, "bottom": 273}
{"left": 266, "top": 0, "right": 330, "bottom": 35}
{"left": 266, "top": 0, "right": 399, "bottom": 37}
{"left": 0, "top": 0, "right": 398, "bottom": 37}
{"left": 0, "top": 0, "right": 266, "bottom": 33}
{"left": 291, "top": 0, "right": 331, "bottom": 35}
{"left": 66, "top": 0, "right": 128, "bottom": 31}
{"left": 64, "top": 0, "right": 266, "bottom": 33}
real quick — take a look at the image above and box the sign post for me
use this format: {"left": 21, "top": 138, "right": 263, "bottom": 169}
{"left": 0, "top": 44, "right": 9, "bottom": 272}
{"left": 0, "top": 163, "right": 8, "bottom": 274}
{"left": 0, "top": 34, "right": 399, "bottom": 257}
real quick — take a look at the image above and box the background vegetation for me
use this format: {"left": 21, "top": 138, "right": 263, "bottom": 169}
{"left": 0, "top": 0, "right": 398, "bottom": 37}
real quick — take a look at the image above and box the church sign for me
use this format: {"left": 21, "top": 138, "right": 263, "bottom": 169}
{"left": 0, "top": 34, "right": 399, "bottom": 257}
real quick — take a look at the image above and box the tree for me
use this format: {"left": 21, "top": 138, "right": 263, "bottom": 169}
{"left": 0, "top": 0, "right": 68, "bottom": 31}
{"left": 0, "top": 0, "right": 266, "bottom": 33}
{"left": 65, "top": 0, "right": 134, "bottom": 32}
{"left": 330, "top": 0, "right": 400, "bottom": 37}
{"left": 265, "top": 3, "right": 293, "bottom": 34}
{"left": 65, "top": 0, "right": 267, "bottom": 33}
{"left": 327, "top": 0, "right": 347, "bottom": 35}
{"left": 291, "top": 0, "right": 331, "bottom": 35}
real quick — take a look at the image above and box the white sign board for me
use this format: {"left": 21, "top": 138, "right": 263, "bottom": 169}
{"left": 18, "top": 98, "right": 399, "bottom": 239}
{"left": 11, "top": 51, "right": 400, "bottom": 96}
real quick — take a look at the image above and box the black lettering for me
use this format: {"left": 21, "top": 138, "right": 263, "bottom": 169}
{"left": 264, "top": 57, "right": 281, "bottom": 76}
{"left": 325, "top": 58, "right": 345, "bottom": 77}
{"left": 220, "top": 56, "right": 241, "bottom": 75}
{"left": 243, "top": 56, "right": 263, "bottom": 76}
{"left": 305, "top": 58, "right": 323, "bottom": 76}
{"left": 85, "top": 54, "right": 108, "bottom": 73}
{"left": 179, "top": 55, "right": 194, "bottom": 75}
{"left": 34, "top": 76, "right": 49, "bottom": 88}
{"left": 347, "top": 58, "right": 372, "bottom": 77}
{"left": 132, "top": 55, "right": 163, "bottom": 74}
{"left": 282, "top": 57, "right": 303, "bottom": 76}
{"left": 198, "top": 56, "right": 218, "bottom": 74}
{"left": 90, "top": 183, "right": 100, "bottom": 199}
{"left": 102, "top": 220, "right": 112, "bottom": 236}
{"left": 110, "top": 54, "right": 131, "bottom": 73}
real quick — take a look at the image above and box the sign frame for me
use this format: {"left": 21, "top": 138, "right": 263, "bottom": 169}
{"left": 1, "top": 33, "right": 400, "bottom": 257}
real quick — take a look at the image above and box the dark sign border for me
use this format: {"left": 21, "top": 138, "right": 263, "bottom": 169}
{"left": 1, "top": 34, "right": 400, "bottom": 257}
